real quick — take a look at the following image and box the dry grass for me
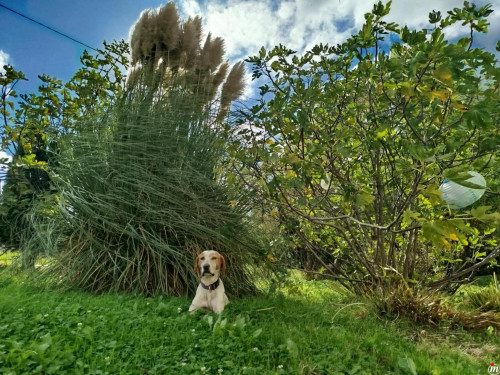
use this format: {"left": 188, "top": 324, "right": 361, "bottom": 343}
{"left": 376, "top": 285, "right": 500, "bottom": 331}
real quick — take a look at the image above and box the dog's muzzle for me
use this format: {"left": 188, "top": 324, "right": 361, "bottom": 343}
{"left": 202, "top": 265, "right": 214, "bottom": 276}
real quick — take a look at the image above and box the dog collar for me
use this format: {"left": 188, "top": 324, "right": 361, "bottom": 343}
{"left": 201, "top": 278, "right": 220, "bottom": 291}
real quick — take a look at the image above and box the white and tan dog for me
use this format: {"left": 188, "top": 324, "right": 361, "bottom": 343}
{"left": 189, "top": 250, "right": 229, "bottom": 314}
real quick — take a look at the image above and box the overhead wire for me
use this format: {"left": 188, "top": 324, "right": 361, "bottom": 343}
{"left": 0, "top": 3, "right": 100, "bottom": 53}
{"left": 0, "top": 2, "right": 124, "bottom": 65}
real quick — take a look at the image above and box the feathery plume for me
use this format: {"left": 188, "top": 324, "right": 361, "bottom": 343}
{"left": 130, "top": 10, "right": 155, "bottom": 65}
{"left": 128, "top": 1, "right": 245, "bottom": 115}
{"left": 208, "top": 37, "right": 225, "bottom": 71}
{"left": 209, "top": 62, "right": 229, "bottom": 100}
{"left": 198, "top": 33, "right": 213, "bottom": 70}
{"left": 199, "top": 34, "right": 225, "bottom": 71}
{"left": 155, "top": 2, "right": 181, "bottom": 63}
{"left": 220, "top": 61, "right": 245, "bottom": 109}
{"left": 180, "top": 16, "right": 202, "bottom": 69}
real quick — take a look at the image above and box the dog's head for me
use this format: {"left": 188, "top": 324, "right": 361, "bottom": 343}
{"left": 194, "top": 250, "right": 226, "bottom": 278}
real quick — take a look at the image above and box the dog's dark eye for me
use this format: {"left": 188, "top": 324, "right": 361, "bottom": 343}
{"left": 211, "top": 257, "right": 216, "bottom": 260}
{"left": 200, "top": 257, "right": 205, "bottom": 260}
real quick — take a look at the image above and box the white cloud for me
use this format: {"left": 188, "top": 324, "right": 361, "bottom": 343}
{"left": 180, "top": 0, "right": 361, "bottom": 59}
{"left": 124, "top": 0, "right": 498, "bottom": 100}
{"left": 0, "top": 150, "right": 12, "bottom": 169}
{"left": 175, "top": 0, "right": 499, "bottom": 57}
{"left": 173, "top": 0, "right": 499, "bottom": 99}
{"left": 178, "top": 0, "right": 202, "bottom": 18}
{"left": 0, "top": 50, "right": 10, "bottom": 72}
{"left": 0, "top": 151, "right": 12, "bottom": 193}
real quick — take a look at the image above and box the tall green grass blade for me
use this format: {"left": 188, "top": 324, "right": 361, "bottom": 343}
{"left": 32, "top": 76, "right": 264, "bottom": 296}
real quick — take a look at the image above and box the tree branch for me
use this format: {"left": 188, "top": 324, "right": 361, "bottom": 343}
{"left": 427, "top": 245, "right": 500, "bottom": 290}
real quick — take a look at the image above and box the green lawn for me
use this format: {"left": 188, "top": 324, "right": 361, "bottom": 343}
{"left": 0, "top": 270, "right": 498, "bottom": 375}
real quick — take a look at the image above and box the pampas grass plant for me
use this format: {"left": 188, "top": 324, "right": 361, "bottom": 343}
{"left": 36, "top": 73, "right": 263, "bottom": 296}
{"left": 21, "top": 1, "right": 264, "bottom": 297}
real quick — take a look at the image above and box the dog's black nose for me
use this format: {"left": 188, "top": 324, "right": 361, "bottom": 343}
{"left": 203, "top": 265, "right": 210, "bottom": 271}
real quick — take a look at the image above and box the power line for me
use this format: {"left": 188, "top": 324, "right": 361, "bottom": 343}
{"left": 0, "top": 2, "right": 100, "bottom": 53}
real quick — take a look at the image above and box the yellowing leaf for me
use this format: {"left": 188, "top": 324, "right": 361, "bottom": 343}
{"left": 452, "top": 101, "right": 468, "bottom": 112}
{"left": 470, "top": 206, "right": 500, "bottom": 227}
{"left": 433, "top": 66, "right": 454, "bottom": 87}
{"left": 422, "top": 185, "right": 443, "bottom": 206}
{"left": 403, "top": 209, "right": 422, "bottom": 224}
{"left": 431, "top": 89, "right": 449, "bottom": 102}
{"left": 449, "top": 233, "right": 459, "bottom": 241}
{"left": 355, "top": 190, "right": 375, "bottom": 207}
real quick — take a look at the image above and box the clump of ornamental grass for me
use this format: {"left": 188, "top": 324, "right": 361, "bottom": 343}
{"left": 376, "top": 284, "right": 500, "bottom": 332}
{"left": 26, "top": 2, "right": 266, "bottom": 297}
{"left": 35, "top": 75, "right": 264, "bottom": 297}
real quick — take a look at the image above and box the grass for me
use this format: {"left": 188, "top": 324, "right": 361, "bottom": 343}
{"left": 0, "top": 252, "right": 19, "bottom": 267}
{"left": 0, "top": 268, "right": 499, "bottom": 375}
{"left": 451, "top": 274, "right": 500, "bottom": 312}
{"left": 36, "top": 83, "right": 263, "bottom": 297}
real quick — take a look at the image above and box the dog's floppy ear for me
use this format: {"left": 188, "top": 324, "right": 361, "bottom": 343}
{"left": 219, "top": 254, "right": 226, "bottom": 277}
{"left": 194, "top": 254, "right": 201, "bottom": 275}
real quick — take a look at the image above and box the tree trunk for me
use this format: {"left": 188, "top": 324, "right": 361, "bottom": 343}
{"left": 406, "top": 229, "right": 418, "bottom": 279}
{"left": 388, "top": 232, "right": 397, "bottom": 268}
{"left": 402, "top": 229, "right": 415, "bottom": 279}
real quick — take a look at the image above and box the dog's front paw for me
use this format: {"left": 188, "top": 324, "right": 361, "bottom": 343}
{"left": 212, "top": 306, "right": 225, "bottom": 314}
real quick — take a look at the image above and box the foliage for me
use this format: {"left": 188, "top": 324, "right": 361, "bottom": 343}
{"left": 276, "top": 269, "right": 350, "bottom": 301}
{"left": 229, "top": 1, "right": 500, "bottom": 293}
{"left": 1, "top": 40, "right": 129, "bottom": 165}
{"left": 0, "top": 41, "right": 129, "bottom": 263}
{"left": 0, "top": 273, "right": 498, "bottom": 374}
{"left": 0, "top": 252, "right": 19, "bottom": 269}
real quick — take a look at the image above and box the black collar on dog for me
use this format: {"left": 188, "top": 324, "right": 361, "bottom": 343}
{"left": 201, "top": 278, "right": 220, "bottom": 291}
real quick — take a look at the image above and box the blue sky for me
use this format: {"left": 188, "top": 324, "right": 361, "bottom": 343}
{"left": 1, "top": 0, "right": 499, "bottom": 98}
{"left": 0, "top": 0, "right": 165, "bottom": 95}
{"left": 1, "top": 0, "right": 499, "bottom": 172}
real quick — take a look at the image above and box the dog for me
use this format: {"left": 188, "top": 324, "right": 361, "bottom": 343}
{"left": 189, "top": 250, "right": 229, "bottom": 314}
